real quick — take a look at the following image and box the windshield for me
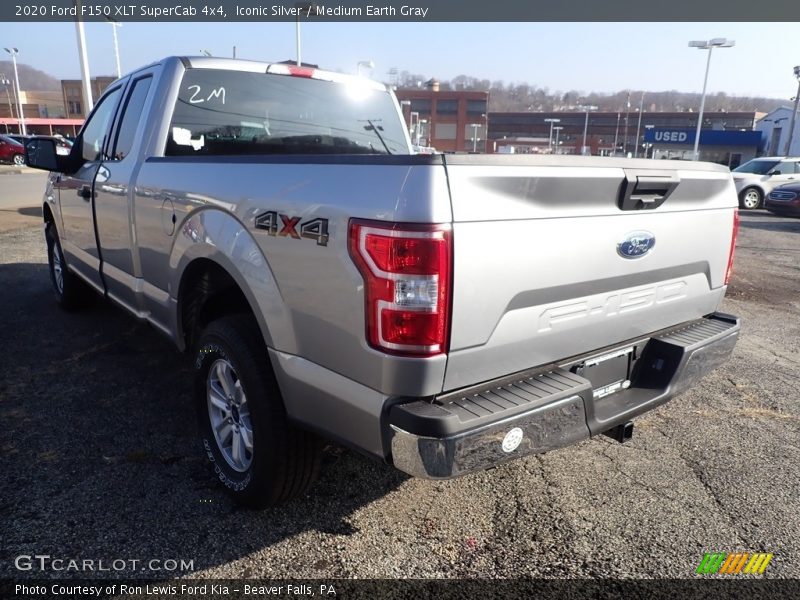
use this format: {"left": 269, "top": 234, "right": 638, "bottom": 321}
{"left": 167, "top": 69, "right": 409, "bottom": 156}
{"left": 0, "top": 134, "right": 23, "bottom": 147}
{"left": 733, "top": 159, "right": 780, "bottom": 175}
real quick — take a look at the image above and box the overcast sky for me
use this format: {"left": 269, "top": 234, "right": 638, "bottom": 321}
{"left": 1, "top": 21, "right": 798, "bottom": 100}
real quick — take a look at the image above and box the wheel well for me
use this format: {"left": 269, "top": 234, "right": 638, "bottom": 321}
{"left": 43, "top": 203, "right": 55, "bottom": 226}
{"left": 178, "top": 259, "right": 256, "bottom": 351}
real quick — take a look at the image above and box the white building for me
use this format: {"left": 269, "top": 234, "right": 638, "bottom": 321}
{"left": 756, "top": 106, "right": 800, "bottom": 157}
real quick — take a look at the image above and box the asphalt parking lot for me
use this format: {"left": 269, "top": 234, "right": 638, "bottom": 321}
{"left": 1, "top": 189, "right": 799, "bottom": 580}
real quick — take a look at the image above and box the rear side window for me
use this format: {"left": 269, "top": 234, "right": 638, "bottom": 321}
{"left": 113, "top": 76, "right": 152, "bottom": 161}
{"left": 166, "top": 69, "right": 408, "bottom": 156}
{"left": 770, "top": 162, "right": 794, "bottom": 175}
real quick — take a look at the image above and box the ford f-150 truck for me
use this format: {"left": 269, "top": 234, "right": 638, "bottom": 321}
{"left": 25, "top": 57, "right": 740, "bottom": 507}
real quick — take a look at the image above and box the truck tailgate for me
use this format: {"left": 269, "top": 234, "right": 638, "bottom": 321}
{"left": 442, "top": 155, "right": 737, "bottom": 392}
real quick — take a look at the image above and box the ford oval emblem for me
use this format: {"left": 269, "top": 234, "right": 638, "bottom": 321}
{"left": 617, "top": 231, "right": 656, "bottom": 259}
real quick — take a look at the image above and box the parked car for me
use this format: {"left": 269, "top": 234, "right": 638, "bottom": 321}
{"left": 0, "top": 134, "right": 25, "bottom": 166}
{"left": 24, "top": 56, "right": 740, "bottom": 507}
{"left": 765, "top": 182, "right": 800, "bottom": 217}
{"left": 732, "top": 156, "right": 800, "bottom": 209}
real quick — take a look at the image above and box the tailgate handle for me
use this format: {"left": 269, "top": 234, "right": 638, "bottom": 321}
{"left": 618, "top": 173, "right": 679, "bottom": 210}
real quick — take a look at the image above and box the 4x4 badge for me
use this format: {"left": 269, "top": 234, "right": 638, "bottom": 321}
{"left": 255, "top": 211, "right": 329, "bottom": 246}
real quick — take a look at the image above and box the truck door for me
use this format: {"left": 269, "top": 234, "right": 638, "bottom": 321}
{"left": 93, "top": 73, "right": 154, "bottom": 313}
{"left": 56, "top": 85, "right": 124, "bottom": 291}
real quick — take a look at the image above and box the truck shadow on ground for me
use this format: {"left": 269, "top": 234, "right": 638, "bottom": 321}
{"left": 0, "top": 262, "right": 407, "bottom": 578}
{"left": 738, "top": 211, "right": 800, "bottom": 234}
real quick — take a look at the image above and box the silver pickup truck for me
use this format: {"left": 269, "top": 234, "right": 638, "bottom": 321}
{"left": 25, "top": 57, "right": 740, "bottom": 507}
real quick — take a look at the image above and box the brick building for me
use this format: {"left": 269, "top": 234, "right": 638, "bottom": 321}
{"left": 395, "top": 82, "right": 489, "bottom": 153}
{"left": 61, "top": 76, "right": 116, "bottom": 118}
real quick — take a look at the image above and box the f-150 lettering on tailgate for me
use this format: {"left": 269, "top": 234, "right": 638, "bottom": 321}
{"left": 538, "top": 281, "right": 687, "bottom": 332}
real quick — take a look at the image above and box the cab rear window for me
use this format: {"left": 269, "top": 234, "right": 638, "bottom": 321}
{"left": 166, "top": 69, "right": 408, "bottom": 156}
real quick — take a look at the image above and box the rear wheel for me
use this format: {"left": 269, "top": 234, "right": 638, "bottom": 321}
{"left": 12, "top": 153, "right": 25, "bottom": 166}
{"left": 194, "top": 315, "right": 323, "bottom": 507}
{"left": 45, "top": 222, "right": 93, "bottom": 310}
{"left": 739, "top": 187, "right": 763, "bottom": 210}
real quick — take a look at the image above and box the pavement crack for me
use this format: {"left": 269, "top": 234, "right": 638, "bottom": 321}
{"left": 598, "top": 443, "right": 684, "bottom": 503}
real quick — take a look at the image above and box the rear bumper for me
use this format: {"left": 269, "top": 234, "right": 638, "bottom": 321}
{"left": 389, "top": 312, "right": 739, "bottom": 479}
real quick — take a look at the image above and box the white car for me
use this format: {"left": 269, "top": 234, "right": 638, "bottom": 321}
{"left": 732, "top": 157, "right": 800, "bottom": 209}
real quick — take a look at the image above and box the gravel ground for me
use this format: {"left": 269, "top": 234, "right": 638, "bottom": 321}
{"left": 1, "top": 210, "right": 798, "bottom": 581}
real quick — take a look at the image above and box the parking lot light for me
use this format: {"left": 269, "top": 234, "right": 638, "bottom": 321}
{"left": 688, "top": 38, "right": 735, "bottom": 161}
{"left": 544, "top": 118, "right": 560, "bottom": 152}
{"left": 783, "top": 66, "right": 800, "bottom": 157}
{"left": 3, "top": 48, "right": 25, "bottom": 136}
{"left": 553, "top": 126, "right": 564, "bottom": 154}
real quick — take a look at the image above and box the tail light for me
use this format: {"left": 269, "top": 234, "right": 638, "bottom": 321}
{"left": 724, "top": 209, "right": 739, "bottom": 285}
{"left": 349, "top": 219, "right": 452, "bottom": 357}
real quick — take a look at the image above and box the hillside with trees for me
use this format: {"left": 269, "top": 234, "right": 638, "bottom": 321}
{"left": 0, "top": 61, "right": 61, "bottom": 91}
{"left": 393, "top": 71, "right": 787, "bottom": 114}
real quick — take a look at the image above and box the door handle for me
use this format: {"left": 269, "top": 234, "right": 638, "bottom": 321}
{"left": 78, "top": 185, "right": 91, "bottom": 201}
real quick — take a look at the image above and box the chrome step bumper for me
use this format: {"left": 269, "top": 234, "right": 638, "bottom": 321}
{"left": 389, "top": 313, "right": 740, "bottom": 479}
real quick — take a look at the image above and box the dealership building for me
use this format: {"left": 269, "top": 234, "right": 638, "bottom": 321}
{"left": 755, "top": 106, "right": 800, "bottom": 157}
{"left": 487, "top": 111, "right": 763, "bottom": 166}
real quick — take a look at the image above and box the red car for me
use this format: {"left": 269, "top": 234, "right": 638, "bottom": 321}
{"left": 0, "top": 134, "right": 25, "bottom": 166}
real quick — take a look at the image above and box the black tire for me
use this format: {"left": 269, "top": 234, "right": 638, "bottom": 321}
{"left": 45, "top": 221, "right": 93, "bottom": 310}
{"left": 739, "top": 186, "right": 763, "bottom": 210}
{"left": 194, "top": 315, "right": 323, "bottom": 507}
{"left": 12, "top": 153, "right": 25, "bottom": 167}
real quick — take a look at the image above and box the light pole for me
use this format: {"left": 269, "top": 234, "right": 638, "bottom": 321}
{"left": 294, "top": 3, "right": 316, "bottom": 66}
{"left": 73, "top": 0, "right": 94, "bottom": 116}
{"left": 580, "top": 105, "right": 598, "bottom": 155}
{"left": 688, "top": 38, "right": 735, "bottom": 161}
{"left": 0, "top": 73, "right": 13, "bottom": 134}
{"left": 544, "top": 118, "right": 560, "bottom": 152}
{"left": 417, "top": 119, "right": 427, "bottom": 146}
{"left": 409, "top": 110, "right": 419, "bottom": 144}
{"left": 106, "top": 17, "right": 122, "bottom": 78}
{"left": 3, "top": 48, "right": 25, "bottom": 135}
{"left": 644, "top": 124, "right": 655, "bottom": 159}
{"left": 553, "top": 126, "right": 563, "bottom": 154}
{"left": 783, "top": 66, "right": 800, "bottom": 157}
{"left": 623, "top": 91, "right": 631, "bottom": 156}
{"left": 634, "top": 92, "right": 645, "bottom": 157}
{"left": 613, "top": 112, "right": 620, "bottom": 155}
{"left": 356, "top": 60, "right": 374, "bottom": 77}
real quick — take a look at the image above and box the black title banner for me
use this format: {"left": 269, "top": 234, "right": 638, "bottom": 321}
{"left": 3, "top": 578, "right": 800, "bottom": 600}
{"left": 4, "top": 0, "right": 800, "bottom": 22}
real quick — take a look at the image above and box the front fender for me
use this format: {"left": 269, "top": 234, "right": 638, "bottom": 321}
{"left": 168, "top": 207, "right": 294, "bottom": 353}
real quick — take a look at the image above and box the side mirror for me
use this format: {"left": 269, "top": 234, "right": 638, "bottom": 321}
{"left": 25, "top": 137, "right": 82, "bottom": 174}
{"left": 25, "top": 137, "right": 60, "bottom": 171}
{"left": 767, "top": 170, "right": 780, "bottom": 176}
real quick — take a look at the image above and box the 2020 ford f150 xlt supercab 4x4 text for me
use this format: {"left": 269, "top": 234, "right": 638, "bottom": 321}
{"left": 25, "top": 57, "right": 740, "bottom": 507}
